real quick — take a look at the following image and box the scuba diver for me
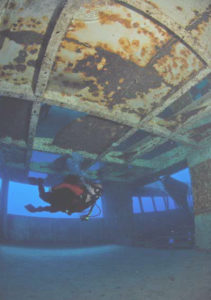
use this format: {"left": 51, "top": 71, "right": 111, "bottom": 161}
{"left": 25, "top": 174, "right": 103, "bottom": 221}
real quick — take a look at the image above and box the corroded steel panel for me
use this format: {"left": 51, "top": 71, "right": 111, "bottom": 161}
{"left": 0, "top": 0, "right": 59, "bottom": 89}
{"left": 53, "top": 115, "right": 130, "bottom": 154}
{"left": 121, "top": 0, "right": 211, "bottom": 63}
{"left": 0, "top": 0, "right": 210, "bottom": 184}
{"left": 47, "top": 2, "right": 173, "bottom": 118}
{"left": 47, "top": 1, "right": 205, "bottom": 122}
{"left": 153, "top": 41, "right": 204, "bottom": 86}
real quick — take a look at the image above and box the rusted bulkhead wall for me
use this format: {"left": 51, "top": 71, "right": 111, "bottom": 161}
{"left": 190, "top": 159, "right": 211, "bottom": 249}
{"left": 190, "top": 159, "right": 211, "bottom": 214}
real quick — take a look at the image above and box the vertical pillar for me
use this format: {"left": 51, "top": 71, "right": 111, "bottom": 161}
{"left": 151, "top": 196, "right": 157, "bottom": 212}
{"left": 0, "top": 176, "right": 9, "bottom": 240}
{"left": 189, "top": 159, "right": 211, "bottom": 250}
{"left": 102, "top": 181, "right": 133, "bottom": 245}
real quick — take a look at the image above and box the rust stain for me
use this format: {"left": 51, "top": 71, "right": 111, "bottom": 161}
{"left": 61, "top": 35, "right": 91, "bottom": 52}
{"left": 118, "top": 37, "right": 131, "bottom": 52}
{"left": 54, "top": 55, "right": 67, "bottom": 70}
{"left": 143, "top": 0, "right": 159, "bottom": 9}
{"left": 11, "top": 17, "right": 44, "bottom": 33}
{"left": 154, "top": 42, "right": 204, "bottom": 86}
{"left": 176, "top": 6, "right": 183, "bottom": 11}
{"left": 70, "top": 20, "right": 87, "bottom": 31}
{"left": 71, "top": 46, "right": 163, "bottom": 109}
{"left": 191, "top": 21, "right": 210, "bottom": 38}
{"left": 42, "top": 16, "right": 49, "bottom": 21}
{"left": 58, "top": 12, "right": 171, "bottom": 72}
{"left": 168, "top": 107, "right": 206, "bottom": 126}
{"left": 0, "top": 62, "right": 29, "bottom": 85}
{"left": 98, "top": 11, "right": 132, "bottom": 28}
{"left": 186, "top": 4, "right": 211, "bottom": 30}
{"left": 133, "top": 22, "right": 139, "bottom": 28}
{"left": 27, "top": 45, "right": 38, "bottom": 54}
{"left": 141, "top": 46, "right": 147, "bottom": 57}
{"left": 132, "top": 39, "right": 140, "bottom": 49}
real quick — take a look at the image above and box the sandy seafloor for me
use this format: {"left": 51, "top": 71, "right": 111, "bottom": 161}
{"left": 0, "top": 244, "right": 210, "bottom": 300}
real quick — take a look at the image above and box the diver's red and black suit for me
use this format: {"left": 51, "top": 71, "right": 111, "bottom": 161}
{"left": 25, "top": 175, "right": 103, "bottom": 219}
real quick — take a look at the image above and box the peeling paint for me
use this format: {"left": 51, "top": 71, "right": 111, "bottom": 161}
{"left": 0, "top": 0, "right": 211, "bottom": 184}
{"left": 71, "top": 46, "right": 164, "bottom": 109}
{"left": 0, "top": 29, "right": 43, "bottom": 45}
{"left": 186, "top": 4, "right": 211, "bottom": 30}
{"left": 154, "top": 42, "right": 204, "bottom": 86}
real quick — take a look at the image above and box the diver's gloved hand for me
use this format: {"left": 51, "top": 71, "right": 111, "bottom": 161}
{"left": 80, "top": 215, "right": 89, "bottom": 221}
{"left": 25, "top": 204, "right": 37, "bottom": 212}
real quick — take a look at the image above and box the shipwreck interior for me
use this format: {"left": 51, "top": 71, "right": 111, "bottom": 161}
{"left": 0, "top": 0, "right": 211, "bottom": 251}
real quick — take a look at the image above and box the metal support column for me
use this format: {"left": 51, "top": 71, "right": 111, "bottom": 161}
{"left": 0, "top": 176, "right": 9, "bottom": 240}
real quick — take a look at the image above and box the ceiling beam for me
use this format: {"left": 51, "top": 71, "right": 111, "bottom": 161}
{"left": 83, "top": 128, "right": 137, "bottom": 171}
{"left": 128, "top": 136, "right": 167, "bottom": 162}
{"left": 0, "top": 72, "right": 209, "bottom": 150}
{"left": 33, "top": 137, "right": 97, "bottom": 159}
{"left": 171, "top": 90, "right": 211, "bottom": 132}
{"left": 141, "top": 122, "right": 197, "bottom": 146}
{"left": 33, "top": 134, "right": 153, "bottom": 169}
{"left": 0, "top": 136, "right": 27, "bottom": 148}
{"left": 24, "top": 101, "right": 41, "bottom": 171}
{"left": 0, "top": 0, "right": 8, "bottom": 22}
{"left": 34, "top": 0, "right": 83, "bottom": 98}
{"left": 151, "top": 146, "right": 188, "bottom": 173}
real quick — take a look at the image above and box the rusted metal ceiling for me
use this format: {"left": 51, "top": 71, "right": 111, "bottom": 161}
{"left": 0, "top": 0, "right": 210, "bottom": 184}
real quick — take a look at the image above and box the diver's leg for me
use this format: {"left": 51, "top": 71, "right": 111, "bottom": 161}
{"left": 25, "top": 204, "right": 59, "bottom": 213}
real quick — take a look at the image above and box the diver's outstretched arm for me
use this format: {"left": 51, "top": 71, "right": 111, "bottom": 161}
{"left": 25, "top": 204, "right": 58, "bottom": 213}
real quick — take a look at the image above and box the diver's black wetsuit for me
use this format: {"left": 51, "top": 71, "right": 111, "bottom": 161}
{"left": 25, "top": 176, "right": 102, "bottom": 215}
